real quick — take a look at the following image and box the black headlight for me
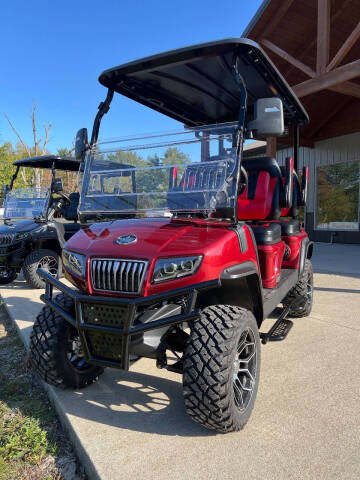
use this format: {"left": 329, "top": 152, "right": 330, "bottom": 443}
{"left": 62, "top": 249, "right": 86, "bottom": 278}
{"left": 152, "top": 255, "right": 203, "bottom": 283}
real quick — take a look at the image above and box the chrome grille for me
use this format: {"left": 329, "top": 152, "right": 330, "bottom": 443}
{"left": 0, "top": 233, "right": 15, "bottom": 245}
{"left": 91, "top": 258, "right": 147, "bottom": 294}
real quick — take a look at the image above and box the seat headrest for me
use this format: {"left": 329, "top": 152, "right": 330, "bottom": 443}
{"left": 242, "top": 157, "right": 282, "bottom": 179}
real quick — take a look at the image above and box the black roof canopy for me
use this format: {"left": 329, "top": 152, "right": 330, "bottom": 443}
{"left": 99, "top": 38, "right": 309, "bottom": 127}
{"left": 13, "top": 155, "right": 80, "bottom": 172}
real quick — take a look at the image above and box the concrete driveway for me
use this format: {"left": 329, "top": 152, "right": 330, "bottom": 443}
{"left": 1, "top": 243, "right": 360, "bottom": 480}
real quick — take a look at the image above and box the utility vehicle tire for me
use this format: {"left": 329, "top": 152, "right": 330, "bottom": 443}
{"left": 0, "top": 268, "right": 17, "bottom": 285}
{"left": 183, "top": 305, "right": 261, "bottom": 433}
{"left": 283, "top": 259, "right": 313, "bottom": 318}
{"left": 29, "top": 293, "right": 104, "bottom": 389}
{"left": 23, "top": 249, "right": 61, "bottom": 289}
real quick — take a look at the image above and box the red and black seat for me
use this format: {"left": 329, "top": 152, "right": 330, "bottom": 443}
{"left": 237, "top": 157, "right": 284, "bottom": 221}
{"left": 237, "top": 156, "right": 292, "bottom": 288}
{"left": 279, "top": 165, "right": 309, "bottom": 235}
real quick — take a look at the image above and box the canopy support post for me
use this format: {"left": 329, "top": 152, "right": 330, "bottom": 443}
{"left": 90, "top": 89, "right": 114, "bottom": 146}
{"left": 231, "top": 56, "right": 248, "bottom": 154}
{"left": 9, "top": 166, "right": 20, "bottom": 190}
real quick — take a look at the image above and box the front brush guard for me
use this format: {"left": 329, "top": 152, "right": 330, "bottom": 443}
{"left": 37, "top": 268, "right": 218, "bottom": 370}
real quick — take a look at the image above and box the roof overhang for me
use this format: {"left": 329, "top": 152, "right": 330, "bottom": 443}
{"left": 243, "top": 0, "right": 360, "bottom": 144}
{"left": 99, "top": 38, "right": 308, "bottom": 127}
{"left": 13, "top": 155, "right": 80, "bottom": 172}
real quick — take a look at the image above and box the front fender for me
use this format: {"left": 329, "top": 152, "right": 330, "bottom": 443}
{"left": 215, "top": 261, "right": 264, "bottom": 326}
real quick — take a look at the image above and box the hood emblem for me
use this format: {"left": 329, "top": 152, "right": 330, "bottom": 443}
{"left": 114, "top": 234, "right": 137, "bottom": 245}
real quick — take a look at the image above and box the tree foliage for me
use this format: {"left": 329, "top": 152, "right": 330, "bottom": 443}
{"left": 0, "top": 106, "right": 75, "bottom": 197}
{"left": 317, "top": 162, "right": 360, "bottom": 225}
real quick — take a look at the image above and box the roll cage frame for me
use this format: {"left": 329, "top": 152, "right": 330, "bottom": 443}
{"left": 84, "top": 39, "right": 307, "bottom": 224}
{"left": 5, "top": 156, "right": 80, "bottom": 223}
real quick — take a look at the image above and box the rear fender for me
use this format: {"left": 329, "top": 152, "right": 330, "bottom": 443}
{"left": 299, "top": 238, "right": 313, "bottom": 274}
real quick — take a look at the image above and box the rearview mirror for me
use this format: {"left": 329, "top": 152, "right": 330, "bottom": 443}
{"left": 248, "top": 98, "right": 284, "bottom": 137}
{"left": 52, "top": 178, "right": 64, "bottom": 193}
{"left": 75, "top": 128, "right": 88, "bottom": 160}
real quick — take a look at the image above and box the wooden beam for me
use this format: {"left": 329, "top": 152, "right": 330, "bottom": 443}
{"left": 293, "top": 59, "right": 360, "bottom": 97}
{"left": 283, "top": 0, "right": 352, "bottom": 78}
{"left": 260, "top": 0, "right": 295, "bottom": 39}
{"left": 310, "top": 98, "right": 351, "bottom": 138}
{"left": 261, "top": 39, "right": 315, "bottom": 78}
{"left": 327, "top": 21, "right": 360, "bottom": 71}
{"left": 312, "top": 101, "right": 360, "bottom": 141}
{"left": 266, "top": 137, "right": 277, "bottom": 158}
{"left": 316, "top": 0, "right": 331, "bottom": 74}
{"left": 327, "top": 81, "right": 360, "bottom": 99}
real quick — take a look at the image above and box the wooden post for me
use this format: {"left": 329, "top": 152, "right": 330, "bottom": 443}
{"left": 266, "top": 137, "right": 277, "bottom": 158}
{"left": 316, "top": 0, "right": 331, "bottom": 74}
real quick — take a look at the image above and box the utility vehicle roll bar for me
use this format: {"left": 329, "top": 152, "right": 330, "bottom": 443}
{"left": 87, "top": 38, "right": 309, "bottom": 173}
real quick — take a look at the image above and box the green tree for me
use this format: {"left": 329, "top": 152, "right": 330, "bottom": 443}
{"left": 317, "top": 162, "right": 360, "bottom": 225}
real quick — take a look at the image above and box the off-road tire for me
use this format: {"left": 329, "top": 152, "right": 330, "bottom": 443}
{"left": 29, "top": 293, "right": 104, "bottom": 388}
{"left": 283, "top": 259, "right": 313, "bottom": 318}
{"left": 0, "top": 268, "right": 17, "bottom": 285}
{"left": 23, "top": 249, "right": 61, "bottom": 289}
{"left": 183, "top": 305, "right": 261, "bottom": 433}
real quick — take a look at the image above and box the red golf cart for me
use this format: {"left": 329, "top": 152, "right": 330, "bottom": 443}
{"left": 30, "top": 38, "right": 313, "bottom": 432}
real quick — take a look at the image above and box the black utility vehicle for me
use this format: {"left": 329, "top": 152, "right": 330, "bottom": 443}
{"left": 30, "top": 38, "right": 314, "bottom": 432}
{"left": 0, "top": 155, "right": 81, "bottom": 288}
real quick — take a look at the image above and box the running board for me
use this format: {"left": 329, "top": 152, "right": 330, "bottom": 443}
{"left": 262, "top": 269, "right": 299, "bottom": 319}
{"left": 260, "top": 304, "right": 293, "bottom": 344}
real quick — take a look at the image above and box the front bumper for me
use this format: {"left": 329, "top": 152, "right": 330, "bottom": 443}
{"left": 38, "top": 268, "right": 218, "bottom": 370}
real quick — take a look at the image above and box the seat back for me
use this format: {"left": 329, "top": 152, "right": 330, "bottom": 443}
{"left": 168, "top": 163, "right": 226, "bottom": 210}
{"left": 300, "top": 166, "right": 309, "bottom": 206}
{"left": 62, "top": 192, "right": 79, "bottom": 221}
{"left": 280, "top": 163, "right": 311, "bottom": 217}
{"left": 237, "top": 157, "right": 283, "bottom": 220}
{"left": 280, "top": 170, "right": 300, "bottom": 217}
{"left": 280, "top": 157, "right": 294, "bottom": 209}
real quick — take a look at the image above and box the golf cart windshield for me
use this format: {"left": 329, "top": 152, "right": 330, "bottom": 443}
{"left": 79, "top": 123, "right": 240, "bottom": 220}
{"left": 3, "top": 187, "right": 50, "bottom": 220}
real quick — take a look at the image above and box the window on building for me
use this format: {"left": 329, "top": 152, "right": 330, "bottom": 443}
{"left": 316, "top": 161, "right": 360, "bottom": 230}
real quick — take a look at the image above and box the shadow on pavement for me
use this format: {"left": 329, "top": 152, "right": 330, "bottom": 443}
{"left": 0, "top": 280, "right": 33, "bottom": 290}
{"left": 57, "top": 369, "right": 216, "bottom": 438}
{"left": 312, "top": 243, "right": 360, "bottom": 279}
{"left": 314, "top": 286, "right": 360, "bottom": 294}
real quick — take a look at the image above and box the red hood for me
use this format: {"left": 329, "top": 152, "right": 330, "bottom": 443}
{"left": 64, "top": 218, "right": 256, "bottom": 296}
{"left": 66, "top": 218, "right": 232, "bottom": 261}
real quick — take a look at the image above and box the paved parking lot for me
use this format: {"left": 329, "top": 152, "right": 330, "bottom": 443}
{"left": 1, "top": 243, "right": 360, "bottom": 480}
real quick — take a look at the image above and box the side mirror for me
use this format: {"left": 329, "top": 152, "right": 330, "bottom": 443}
{"left": 75, "top": 128, "right": 88, "bottom": 160}
{"left": 52, "top": 178, "right": 64, "bottom": 193}
{"left": 2, "top": 185, "right": 10, "bottom": 196}
{"left": 248, "top": 98, "right": 285, "bottom": 137}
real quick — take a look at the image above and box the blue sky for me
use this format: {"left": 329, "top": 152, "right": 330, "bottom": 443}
{"left": 0, "top": 0, "right": 262, "bottom": 152}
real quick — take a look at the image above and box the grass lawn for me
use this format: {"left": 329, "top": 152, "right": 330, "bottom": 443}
{"left": 0, "top": 302, "right": 85, "bottom": 480}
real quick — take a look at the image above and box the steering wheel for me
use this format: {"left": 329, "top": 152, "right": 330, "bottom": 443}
{"left": 238, "top": 166, "right": 248, "bottom": 195}
{"left": 57, "top": 192, "right": 71, "bottom": 205}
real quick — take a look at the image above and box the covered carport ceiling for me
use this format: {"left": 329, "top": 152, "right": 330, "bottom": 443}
{"left": 243, "top": 0, "right": 360, "bottom": 146}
